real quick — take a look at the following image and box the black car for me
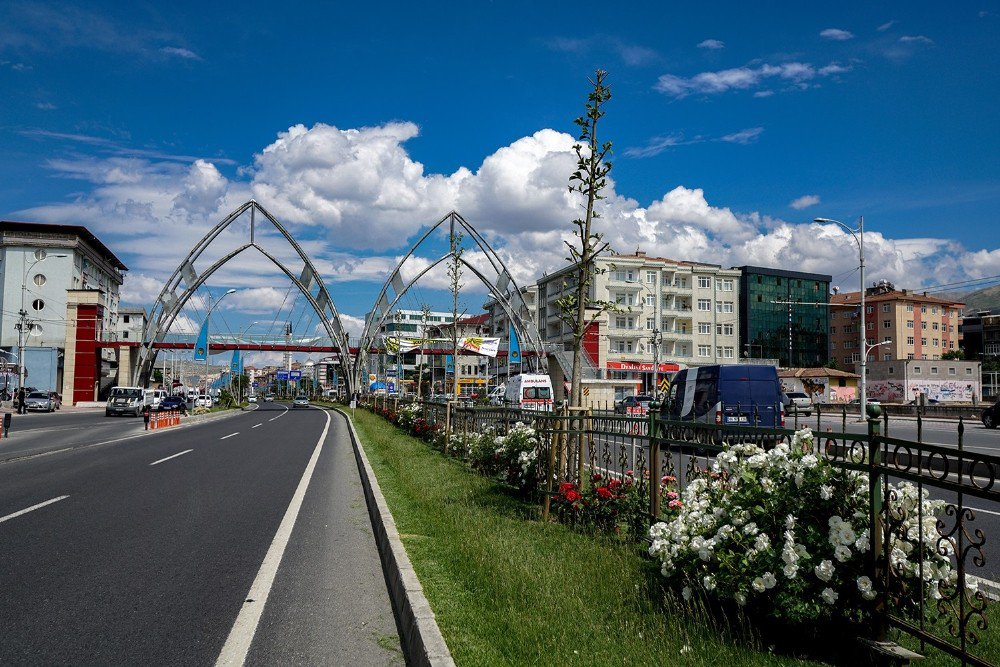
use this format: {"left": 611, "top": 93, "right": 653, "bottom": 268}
{"left": 615, "top": 395, "right": 653, "bottom": 415}
{"left": 159, "top": 395, "right": 188, "bottom": 413}
{"left": 981, "top": 401, "right": 1000, "bottom": 429}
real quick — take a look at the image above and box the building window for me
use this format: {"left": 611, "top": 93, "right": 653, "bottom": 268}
{"left": 906, "top": 304, "right": 913, "bottom": 312}
{"left": 613, "top": 269, "right": 635, "bottom": 282}
{"left": 716, "top": 323, "right": 734, "bottom": 336}
{"left": 831, "top": 342, "right": 837, "bottom": 350}
{"left": 932, "top": 322, "right": 939, "bottom": 330}
{"left": 646, "top": 318, "right": 655, "bottom": 330}
{"left": 907, "top": 336, "right": 914, "bottom": 345}
{"left": 723, "top": 279, "right": 734, "bottom": 291}
{"left": 646, "top": 270, "right": 656, "bottom": 284}
{"left": 883, "top": 353, "right": 891, "bottom": 360}
{"left": 930, "top": 366, "right": 939, "bottom": 374}
{"left": 913, "top": 366, "right": 921, "bottom": 374}
{"left": 844, "top": 356, "right": 852, "bottom": 365}
{"left": 883, "top": 320, "right": 891, "bottom": 328}
{"left": 907, "top": 321, "right": 914, "bottom": 329}
{"left": 698, "top": 322, "right": 711, "bottom": 334}
{"left": 32, "top": 299, "right": 44, "bottom": 311}
{"left": 722, "top": 301, "right": 734, "bottom": 313}
{"left": 882, "top": 304, "right": 890, "bottom": 313}
{"left": 830, "top": 326, "right": 836, "bottom": 334}
{"left": 949, "top": 367, "right": 956, "bottom": 376}
{"left": 907, "top": 353, "right": 914, "bottom": 360}
{"left": 883, "top": 336, "right": 891, "bottom": 343}
{"left": 698, "top": 345, "right": 711, "bottom": 357}
{"left": 921, "top": 337, "right": 927, "bottom": 346}
{"left": 967, "top": 368, "right": 974, "bottom": 375}
{"left": 716, "top": 346, "right": 723, "bottom": 357}
{"left": 852, "top": 353, "right": 861, "bottom": 363}
{"left": 122, "top": 331, "right": 129, "bottom": 339}
{"left": 933, "top": 339, "right": 939, "bottom": 347}
{"left": 33, "top": 274, "right": 46, "bottom": 287}
{"left": 921, "top": 322, "right": 927, "bottom": 330}
{"left": 866, "top": 305, "right": 874, "bottom": 314}
{"left": 867, "top": 322, "right": 875, "bottom": 330}
{"left": 645, "top": 294, "right": 655, "bottom": 307}
{"left": 697, "top": 276, "right": 711, "bottom": 288}
{"left": 931, "top": 307, "right": 938, "bottom": 314}
{"left": 921, "top": 306, "right": 927, "bottom": 314}
{"left": 724, "top": 346, "right": 735, "bottom": 358}
{"left": 698, "top": 299, "right": 711, "bottom": 311}
{"left": 123, "top": 315, "right": 130, "bottom": 324}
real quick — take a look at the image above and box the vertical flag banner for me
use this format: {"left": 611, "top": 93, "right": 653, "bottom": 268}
{"left": 193, "top": 319, "right": 209, "bottom": 361}
{"left": 230, "top": 349, "right": 241, "bottom": 375}
{"left": 508, "top": 324, "right": 522, "bottom": 365}
{"left": 446, "top": 355, "right": 454, "bottom": 374}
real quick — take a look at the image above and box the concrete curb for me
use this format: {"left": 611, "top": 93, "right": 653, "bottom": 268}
{"left": 332, "top": 406, "right": 455, "bottom": 667}
{"left": 970, "top": 575, "right": 1000, "bottom": 602}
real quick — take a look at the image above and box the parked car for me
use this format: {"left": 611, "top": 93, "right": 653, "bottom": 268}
{"left": 158, "top": 395, "right": 188, "bottom": 413}
{"left": 615, "top": 395, "right": 653, "bottom": 415}
{"left": 25, "top": 391, "right": 56, "bottom": 412}
{"left": 293, "top": 395, "right": 310, "bottom": 408}
{"left": 981, "top": 401, "right": 1000, "bottom": 429}
{"left": 782, "top": 392, "right": 813, "bottom": 417}
{"left": 194, "top": 395, "right": 213, "bottom": 408}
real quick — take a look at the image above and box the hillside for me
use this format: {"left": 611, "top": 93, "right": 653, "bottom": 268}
{"left": 958, "top": 284, "right": 1000, "bottom": 313}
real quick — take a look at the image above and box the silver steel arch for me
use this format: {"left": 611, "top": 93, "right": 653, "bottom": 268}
{"left": 137, "top": 200, "right": 353, "bottom": 390}
{"left": 354, "top": 210, "right": 545, "bottom": 392}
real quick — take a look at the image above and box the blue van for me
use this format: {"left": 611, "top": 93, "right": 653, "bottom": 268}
{"left": 661, "top": 364, "right": 785, "bottom": 428}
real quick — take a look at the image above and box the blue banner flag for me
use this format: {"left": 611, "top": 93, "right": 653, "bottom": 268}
{"left": 193, "top": 319, "right": 209, "bottom": 361}
{"left": 445, "top": 355, "right": 454, "bottom": 374}
{"left": 508, "top": 324, "right": 522, "bottom": 365}
{"left": 230, "top": 349, "right": 242, "bottom": 375}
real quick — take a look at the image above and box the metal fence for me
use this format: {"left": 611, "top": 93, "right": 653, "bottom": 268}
{"left": 362, "top": 395, "right": 996, "bottom": 665}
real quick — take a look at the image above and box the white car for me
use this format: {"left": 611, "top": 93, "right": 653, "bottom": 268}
{"left": 247, "top": 395, "right": 258, "bottom": 403}
{"left": 195, "top": 395, "right": 213, "bottom": 408}
{"left": 293, "top": 395, "right": 310, "bottom": 408}
{"left": 782, "top": 392, "right": 813, "bottom": 417}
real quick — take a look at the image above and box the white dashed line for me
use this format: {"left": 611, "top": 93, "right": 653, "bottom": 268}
{"left": 220, "top": 433, "right": 239, "bottom": 440}
{"left": 0, "top": 495, "right": 70, "bottom": 524}
{"left": 252, "top": 423, "right": 262, "bottom": 429}
{"left": 150, "top": 449, "right": 194, "bottom": 466}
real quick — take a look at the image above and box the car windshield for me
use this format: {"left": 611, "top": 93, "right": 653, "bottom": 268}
{"left": 786, "top": 393, "right": 807, "bottom": 399}
{"left": 28, "top": 392, "right": 48, "bottom": 399}
{"left": 295, "top": 396, "right": 308, "bottom": 400}
{"left": 111, "top": 388, "right": 143, "bottom": 398}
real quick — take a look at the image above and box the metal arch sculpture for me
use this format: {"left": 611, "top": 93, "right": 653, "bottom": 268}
{"left": 354, "top": 210, "right": 546, "bottom": 391}
{"left": 136, "top": 200, "right": 354, "bottom": 390}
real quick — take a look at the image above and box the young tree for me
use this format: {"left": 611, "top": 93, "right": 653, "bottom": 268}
{"left": 448, "top": 232, "right": 467, "bottom": 399}
{"left": 555, "top": 69, "right": 617, "bottom": 408}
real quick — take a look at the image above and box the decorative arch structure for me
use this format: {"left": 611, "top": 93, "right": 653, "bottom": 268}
{"left": 136, "top": 200, "right": 353, "bottom": 389}
{"left": 354, "top": 210, "right": 546, "bottom": 392}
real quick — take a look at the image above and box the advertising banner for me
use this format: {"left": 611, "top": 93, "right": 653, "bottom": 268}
{"left": 459, "top": 337, "right": 500, "bottom": 357}
{"left": 193, "top": 320, "right": 209, "bottom": 361}
{"left": 508, "top": 324, "right": 521, "bottom": 364}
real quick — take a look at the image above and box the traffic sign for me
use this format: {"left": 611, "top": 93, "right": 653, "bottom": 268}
{"left": 276, "top": 370, "right": 289, "bottom": 381}
{"left": 289, "top": 370, "right": 302, "bottom": 380}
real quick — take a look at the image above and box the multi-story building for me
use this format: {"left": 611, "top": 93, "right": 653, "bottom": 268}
{"left": 734, "top": 266, "right": 831, "bottom": 367}
{"left": 425, "top": 313, "right": 493, "bottom": 396}
{"left": 0, "top": 221, "right": 127, "bottom": 391}
{"left": 536, "top": 251, "right": 741, "bottom": 396}
{"left": 115, "top": 307, "right": 147, "bottom": 342}
{"left": 829, "top": 281, "right": 964, "bottom": 371}
{"left": 958, "top": 308, "right": 1000, "bottom": 359}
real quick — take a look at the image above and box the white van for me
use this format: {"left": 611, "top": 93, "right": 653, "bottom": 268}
{"left": 504, "top": 374, "right": 553, "bottom": 412}
{"left": 147, "top": 389, "right": 167, "bottom": 410}
{"left": 106, "top": 386, "right": 153, "bottom": 417}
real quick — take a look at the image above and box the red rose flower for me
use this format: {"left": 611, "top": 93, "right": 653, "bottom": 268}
{"left": 565, "top": 490, "right": 582, "bottom": 503}
{"left": 596, "top": 487, "right": 613, "bottom": 500}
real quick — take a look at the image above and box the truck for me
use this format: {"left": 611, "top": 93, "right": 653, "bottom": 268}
{"left": 105, "top": 387, "right": 156, "bottom": 417}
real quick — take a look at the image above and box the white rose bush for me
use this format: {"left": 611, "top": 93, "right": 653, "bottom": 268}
{"left": 648, "top": 428, "right": 957, "bottom": 628}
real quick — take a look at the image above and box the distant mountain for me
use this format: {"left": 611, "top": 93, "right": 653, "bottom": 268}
{"left": 956, "top": 284, "right": 1000, "bottom": 313}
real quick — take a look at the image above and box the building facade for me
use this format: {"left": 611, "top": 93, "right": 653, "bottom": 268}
{"left": 866, "top": 359, "right": 981, "bottom": 403}
{"left": 958, "top": 308, "right": 1000, "bottom": 358}
{"left": 0, "top": 221, "right": 127, "bottom": 392}
{"left": 536, "top": 252, "right": 741, "bottom": 396}
{"left": 829, "top": 282, "right": 964, "bottom": 371}
{"left": 735, "top": 266, "right": 831, "bottom": 368}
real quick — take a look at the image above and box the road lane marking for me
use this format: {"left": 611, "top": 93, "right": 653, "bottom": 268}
{"left": 268, "top": 406, "right": 290, "bottom": 422}
{"left": 252, "top": 424, "right": 262, "bottom": 429}
{"left": 217, "top": 409, "right": 331, "bottom": 666}
{"left": 220, "top": 433, "right": 239, "bottom": 440}
{"left": 150, "top": 449, "right": 194, "bottom": 466}
{"left": 969, "top": 506, "right": 1000, "bottom": 518}
{"left": 0, "top": 495, "right": 69, "bottom": 524}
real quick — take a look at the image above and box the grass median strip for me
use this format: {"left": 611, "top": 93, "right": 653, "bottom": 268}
{"left": 350, "top": 409, "right": 814, "bottom": 666}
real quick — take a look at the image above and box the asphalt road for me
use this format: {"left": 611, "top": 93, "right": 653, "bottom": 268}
{"left": 0, "top": 403, "right": 403, "bottom": 666}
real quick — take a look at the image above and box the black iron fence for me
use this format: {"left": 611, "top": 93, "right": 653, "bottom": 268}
{"left": 360, "top": 394, "right": 996, "bottom": 665}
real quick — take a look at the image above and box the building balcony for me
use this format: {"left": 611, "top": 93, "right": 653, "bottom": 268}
{"left": 607, "top": 327, "right": 645, "bottom": 338}
{"left": 660, "top": 329, "right": 693, "bottom": 341}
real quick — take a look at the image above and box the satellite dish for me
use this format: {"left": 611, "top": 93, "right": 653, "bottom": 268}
{"left": 832, "top": 286, "right": 840, "bottom": 294}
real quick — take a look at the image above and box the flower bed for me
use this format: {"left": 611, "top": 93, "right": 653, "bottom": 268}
{"left": 648, "top": 428, "right": 958, "bottom": 632}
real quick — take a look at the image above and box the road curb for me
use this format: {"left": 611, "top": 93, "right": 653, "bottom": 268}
{"left": 970, "top": 575, "right": 1000, "bottom": 602}
{"left": 332, "top": 406, "right": 455, "bottom": 667}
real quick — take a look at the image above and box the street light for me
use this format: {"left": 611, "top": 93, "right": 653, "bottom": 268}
{"left": 202, "top": 289, "right": 237, "bottom": 394}
{"left": 815, "top": 216, "right": 866, "bottom": 415}
{"left": 18, "top": 253, "right": 68, "bottom": 390}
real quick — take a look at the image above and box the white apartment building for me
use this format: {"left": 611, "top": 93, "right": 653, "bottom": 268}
{"left": 536, "top": 251, "right": 741, "bottom": 394}
{"left": 482, "top": 284, "right": 538, "bottom": 377}
{"left": 116, "top": 307, "right": 147, "bottom": 342}
{"left": 0, "top": 221, "right": 127, "bottom": 390}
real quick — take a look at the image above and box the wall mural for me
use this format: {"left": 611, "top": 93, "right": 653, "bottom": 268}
{"left": 867, "top": 379, "right": 978, "bottom": 402}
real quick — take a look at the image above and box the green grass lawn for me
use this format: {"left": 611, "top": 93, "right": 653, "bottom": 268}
{"left": 894, "top": 601, "right": 999, "bottom": 667}
{"left": 348, "top": 408, "right": 819, "bottom": 666}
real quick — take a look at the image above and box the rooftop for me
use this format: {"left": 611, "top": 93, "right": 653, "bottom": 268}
{"left": 0, "top": 220, "right": 128, "bottom": 271}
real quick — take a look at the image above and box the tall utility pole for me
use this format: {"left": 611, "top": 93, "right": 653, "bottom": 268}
{"left": 284, "top": 322, "right": 292, "bottom": 396}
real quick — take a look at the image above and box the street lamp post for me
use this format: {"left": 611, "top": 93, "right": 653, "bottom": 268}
{"left": 202, "top": 289, "right": 237, "bottom": 395}
{"left": 18, "top": 253, "right": 68, "bottom": 390}
{"left": 815, "top": 216, "right": 866, "bottom": 415}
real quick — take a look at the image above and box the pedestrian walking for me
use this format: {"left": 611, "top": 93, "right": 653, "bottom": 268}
{"left": 15, "top": 388, "right": 26, "bottom": 415}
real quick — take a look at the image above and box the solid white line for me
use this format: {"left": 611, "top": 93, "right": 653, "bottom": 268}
{"left": 268, "top": 406, "right": 290, "bottom": 422}
{"left": 220, "top": 433, "right": 239, "bottom": 440}
{"left": 216, "top": 409, "right": 331, "bottom": 666}
{"left": 252, "top": 424, "right": 262, "bottom": 429}
{"left": 969, "top": 506, "right": 1000, "bottom": 518}
{"left": 150, "top": 449, "right": 194, "bottom": 466}
{"left": 0, "top": 495, "right": 70, "bottom": 524}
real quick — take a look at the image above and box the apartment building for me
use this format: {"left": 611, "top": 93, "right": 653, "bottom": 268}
{"left": 829, "top": 281, "right": 964, "bottom": 371}
{"left": 535, "top": 251, "right": 741, "bottom": 394}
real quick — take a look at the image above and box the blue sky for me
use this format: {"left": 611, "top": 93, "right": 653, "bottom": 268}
{"left": 1, "top": 1, "right": 998, "bottom": 344}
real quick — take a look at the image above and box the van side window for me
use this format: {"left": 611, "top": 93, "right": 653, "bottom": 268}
{"left": 693, "top": 377, "right": 716, "bottom": 418}
{"left": 667, "top": 381, "right": 683, "bottom": 417}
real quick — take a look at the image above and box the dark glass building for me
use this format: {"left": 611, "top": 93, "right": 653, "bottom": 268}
{"left": 735, "top": 266, "right": 832, "bottom": 367}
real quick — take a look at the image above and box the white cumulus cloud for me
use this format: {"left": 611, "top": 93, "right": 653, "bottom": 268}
{"left": 820, "top": 28, "right": 854, "bottom": 41}
{"left": 697, "top": 39, "right": 725, "bottom": 49}
{"left": 789, "top": 194, "right": 821, "bottom": 210}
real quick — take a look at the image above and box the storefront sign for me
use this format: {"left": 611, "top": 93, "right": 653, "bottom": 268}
{"left": 606, "top": 361, "right": 680, "bottom": 372}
